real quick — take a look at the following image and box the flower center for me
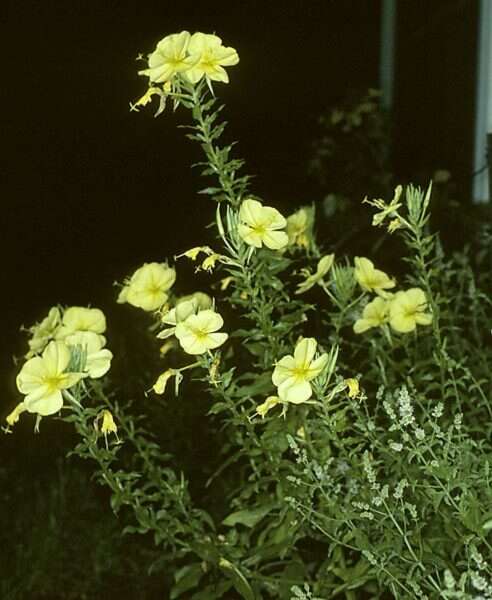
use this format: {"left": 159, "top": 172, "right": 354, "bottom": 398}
{"left": 43, "top": 375, "right": 64, "bottom": 392}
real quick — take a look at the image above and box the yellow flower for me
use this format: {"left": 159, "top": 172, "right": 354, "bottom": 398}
{"left": 272, "top": 338, "right": 328, "bottom": 404}
{"left": 25, "top": 306, "right": 62, "bottom": 358}
{"left": 363, "top": 185, "right": 403, "bottom": 227}
{"left": 219, "top": 276, "right": 234, "bottom": 291}
{"left": 130, "top": 86, "right": 164, "bottom": 112}
{"left": 6, "top": 402, "right": 26, "bottom": 427}
{"left": 389, "top": 288, "right": 432, "bottom": 333}
{"left": 296, "top": 254, "right": 334, "bottom": 294}
{"left": 138, "top": 31, "right": 197, "bottom": 83}
{"left": 255, "top": 396, "right": 280, "bottom": 418}
{"left": 185, "top": 33, "right": 239, "bottom": 84}
{"left": 152, "top": 369, "right": 176, "bottom": 394}
{"left": 286, "top": 207, "right": 314, "bottom": 248}
{"left": 200, "top": 253, "right": 223, "bottom": 273}
{"left": 56, "top": 306, "right": 107, "bottom": 339}
{"left": 159, "top": 340, "right": 175, "bottom": 356}
{"left": 16, "top": 341, "right": 83, "bottom": 416}
{"left": 100, "top": 409, "right": 118, "bottom": 435}
{"left": 345, "top": 378, "right": 360, "bottom": 398}
{"left": 158, "top": 293, "right": 212, "bottom": 339}
{"left": 119, "top": 262, "right": 176, "bottom": 312}
{"left": 64, "top": 331, "right": 113, "bottom": 379}
{"left": 353, "top": 296, "right": 390, "bottom": 334}
{"left": 354, "top": 257, "right": 395, "bottom": 297}
{"left": 237, "top": 199, "right": 288, "bottom": 250}
{"left": 175, "top": 309, "right": 228, "bottom": 355}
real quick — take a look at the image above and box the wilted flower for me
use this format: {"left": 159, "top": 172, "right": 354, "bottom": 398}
{"left": 152, "top": 369, "right": 177, "bottom": 394}
{"left": 118, "top": 262, "right": 176, "bottom": 312}
{"left": 25, "top": 306, "right": 62, "bottom": 358}
{"left": 138, "top": 31, "right": 197, "bottom": 83}
{"left": 176, "top": 246, "right": 214, "bottom": 261}
{"left": 6, "top": 402, "right": 26, "bottom": 427}
{"left": 272, "top": 338, "right": 328, "bottom": 404}
{"left": 286, "top": 207, "right": 314, "bottom": 248}
{"left": 16, "top": 341, "right": 83, "bottom": 416}
{"left": 354, "top": 257, "right": 395, "bottom": 297}
{"left": 237, "top": 199, "right": 288, "bottom": 250}
{"left": 255, "top": 396, "right": 281, "bottom": 418}
{"left": 175, "top": 309, "right": 228, "bottom": 355}
{"left": 296, "top": 254, "right": 334, "bottom": 294}
{"left": 185, "top": 33, "right": 239, "bottom": 84}
{"left": 345, "top": 378, "right": 360, "bottom": 398}
{"left": 389, "top": 288, "right": 432, "bottom": 333}
{"left": 363, "top": 185, "right": 403, "bottom": 227}
{"left": 353, "top": 297, "right": 390, "bottom": 334}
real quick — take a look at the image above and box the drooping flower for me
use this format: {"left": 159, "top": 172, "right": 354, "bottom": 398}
{"left": 175, "top": 309, "right": 228, "bottom": 355}
{"left": 152, "top": 369, "right": 177, "bottom": 394}
{"left": 138, "top": 31, "right": 197, "bottom": 83}
{"left": 25, "top": 306, "right": 62, "bottom": 358}
{"left": 296, "top": 254, "right": 334, "bottom": 294}
{"left": 64, "top": 331, "right": 113, "bottom": 379}
{"left": 389, "top": 288, "right": 432, "bottom": 333}
{"left": 286, "top": 207, "right": 314, "bottom": 249}
{"left": 237, "top": 199, "right": 288, "bottom": 250}
{"left": 354, "top": 257, "right": 395, "bottom": 297}
{"left": 272, "top": 338, "right": 328, "bottom": 404}
{"left": 6, "top": 402, "right": 26, "bottom": 427}
{"left": 175, "top": 246, "right": 214, "bottom": 261}
{"left": 184, "top": 33, "right": 239, "bottom": 84}
{"left": 118, "top": 262, "right": 176, "bottom": 312}
{"left": 16, "top": 341, "right": 83, "bottom": 416}
{"left": 100, "top": 410, "right": 118, "bottom": 435}
{"left": 345, "top": 378, "right": 360, "bottom": 398}
{"left": 255, "top": 396, "right": 281, "bottom": 418}
{"left": 56, "top": 306, "right": 107, "bottom": 340}
{"left": 353, "top": 296, "right": 390, "bottom": 334}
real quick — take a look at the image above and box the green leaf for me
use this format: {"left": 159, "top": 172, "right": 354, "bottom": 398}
{"left": 219, "top": 559, "right": 256, "bottom": 600}
{"left": 223, "top": 503, "right": 276, "bottom": 528}
{"left": 171, "top": 564, "right": 204, "bottom": 599}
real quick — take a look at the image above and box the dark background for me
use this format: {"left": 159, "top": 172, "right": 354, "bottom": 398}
{"left": 3, "top": 0, "right": 478, "bottom": 418}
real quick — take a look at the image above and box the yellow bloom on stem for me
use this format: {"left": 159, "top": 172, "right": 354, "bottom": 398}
{"left": 152, "top": 369, "right": 177, "bottom": 394}
{"left": 353, "top": 296, "right": 390, "bottom": 334}
{"left": 296, "top": 254, "right": 334, "bottom": 294}
{"left": 56, "top": 306, "right": 107, "bottom": 339}
{"left": 138, "top": 31, "right": 197, "bottom": 83}
{"left": 175, "top": 246, "right": 214, "bottom": 261}
{"left": 119, "top": 262, "right": 176, "bottom": 312}
{"left": 158, "top": 293, "right": 212, "bottom": 339}
{"left": 16, "top": 341, "right": 83, "bottom": 416}
{"left": 237, "top": 199, "right": 288, "bottom": 250}
{"left": 272, "top": 338, "right": 328, "bottom": 404}
{"left": 100, "top": 409, "right": 118, "bottom": 435}
{"left": 354, "top": 257, "right": 395, "bottom": 297}
{"left": 345, "top": 378, "right": 360, "bottom": 398}
{"left": 255, "top": 396, "right": 281, "bottom": 418}
{"left": 286, "top": 207, "right": 314, "bottom": 248}
{"left": 25, "top": 306, "right": 62, "bottom": 358}
{"left": 64, "top": 331, "right": 113, "bottom": 379}
{"left": 175, "top": 309, "right": 228, "bottom": 355}
{"left": 363, "top": 185, "right": 403, "bottom": 227}
{"left": 6, "top": 402, "right": 26, "bottom": 427}
{"left": 389, "top": 288, "right": 432, "bottom": 333}
{"left": 185, "top": 33, "right": 239, "bottom": 84}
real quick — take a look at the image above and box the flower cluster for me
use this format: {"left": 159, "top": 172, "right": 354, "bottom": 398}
{"left": 138, "top": 31, "right": 239, "bottom": 86}
{"left": 7, "top": 306, "right": 112, "bottom": 425}
{"left": 353, "top": 257, "right": 432, "bottom": 334}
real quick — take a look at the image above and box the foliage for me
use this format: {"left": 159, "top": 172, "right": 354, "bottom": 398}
{"left": 6, "top": 32, "right": 492, "bottom": 599}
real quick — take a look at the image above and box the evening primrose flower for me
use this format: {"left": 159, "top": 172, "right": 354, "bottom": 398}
{"left": 389, "top": 288, "right": 432, "bottom": 333}
{"left": 354, "top": 257, "right": 395, "bottom": 297}
{"left": 255, "top": 396, "right": 281, "bottom": 419}
{"left": 64, "top": 331, "right": 113, "bottom": 379}
{"left": 138, "top": 31, "right": 197, "bottom": 83}
{"left": 272, "top": 338, "right": 328, "bottom": 404}
{"left": 175, "top": 246, "right": 214, "bottom": 261}
{"left": 185, "top": 33, "right": 239, "bottom": 84}
{"left": 296, "top": 254, "right": 334, "bottom": 294}
{"left": 345, "top": 378, "right": 360, "bottom": 398}
{"left": 25, "top": 306, "right": 62, "bottom": 358}
{"left": 152, "top": 369, "right": 177, "bottom": 394}
{"left": 175, "top": 309, "right": 228, "bottom": 355}
{"left": 237, "top": 199, "right": 288, "bottom": 250}
{"left": 158, "top": 293, "right": 212, "bottom": 339}
{"left": 16, "top": 341, "right": 83, "bottom": 416}
{"left": 56, "top": 306, "right": 106, "bottom": 339}
{"left": 119, "top": 262, "right": 176, "bottom": 312}
{"left": 353, "top": 296, "right": 390, "bottom": 334}
{"left": 286, "top": 207, "right": 314, "bottom": 248}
